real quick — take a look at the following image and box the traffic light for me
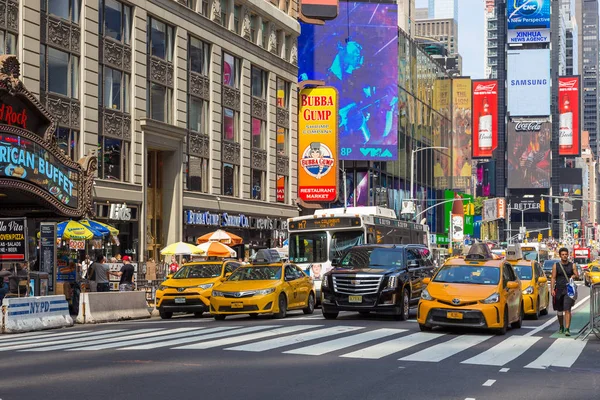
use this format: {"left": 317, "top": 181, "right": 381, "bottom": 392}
{"left": 540, "top": 199, "right": 545, "bottom": 212}
{"left": 549, "top": 229, "right": 552, "bottom": 237}
{"left": 469, "top": 203, "right": 475, "bottom": 216}
{"left": 538, "top": 233, "right": 543, "bottom": 242}
{"left": 526, "top": 231, "right": 530, "bottom": 238}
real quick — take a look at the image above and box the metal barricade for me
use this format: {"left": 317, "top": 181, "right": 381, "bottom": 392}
{"left": 581, "top": 283, "right": 600, "bottom": 340}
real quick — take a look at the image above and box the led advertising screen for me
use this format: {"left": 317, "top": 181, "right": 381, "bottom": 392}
{"left": 298, "top": 0, "right": 398, "bottom": 161}
{"left": 507, "top": 119, "right": 551, "bottom": 189}
{"left": 301, "top": 0, "right": 339, "bottom": 20}
{"left": 452, "top": 78, "right": 472, "bottom": 192}
{"left": 558, "top": 76, "right": 581, "bottom": 157}
{"left": 472, "top": 80, "right": 498, "bottom": 159}
{"left": 507, "top": 0, "right": 550, "bottom": 44}
{"left": 507, "top": 49, "right": 550, "bottom": 116}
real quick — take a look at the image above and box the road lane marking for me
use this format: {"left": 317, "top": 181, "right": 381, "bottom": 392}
{"left": 74, "top": 328, "right": 210, "bottom": 351}
{"left": 482, "top": 380, "right": 496, "bottom": 387}
{"left": 119, "top": 326, "right": 263, "bottom": 350}
{"left": 524, "top": 338, "right": 588, "bottom": 369}
{"left": 340, "top": 332, "right": 444, "bottom": 360}
{"left": 461, "top": 336, "right": 541, "bottom": 366}
{"left": 0, "top": 330, "right": 127, "bottom": 352}
{"left": 499, "top": 368, "right": 509, "bottom": 372}
{"left": 226, "top": 326, "right": 363, "bottom": 352}
{"left": 283, "top": 329, "right": 405, "bottom": 356}
{"left": 400, "top": 334, "right": 493, "bottom": 363}
{"left": 174, "top": 325, "right": 322, "bottom": 350}
{"left": 525, "top": 295, "right": 590, "bottom": 337}
{"left": 0, "top": 330, "right": 88, "bottom": 345}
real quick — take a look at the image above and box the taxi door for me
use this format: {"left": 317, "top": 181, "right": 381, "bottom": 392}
{"left": 534, "top": 262, "right": 548, "bottom": 310}
{"left": 293, "top": 265, "right": 311, "bottom": 305}
{"left": 502, "top": 263, "right": 520, "bottom": 322}
{"left": 284, "top": 265, "right": 302, "bottom": 308}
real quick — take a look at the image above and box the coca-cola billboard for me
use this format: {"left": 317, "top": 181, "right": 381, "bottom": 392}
{"left": 472, "top": 80, "right": 498, "bottom": 159}
{"left": 507, "top": 119, "right": 551, "bottom": 189}
{"left": 558, "top": 76, "right": 580, "bottom": 156}
{"left": 514, "top": 121, "right": 543, "bottom": 131}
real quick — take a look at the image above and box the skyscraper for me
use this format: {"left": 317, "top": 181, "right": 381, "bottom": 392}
{"left": 578, "top": 0, "right": 599, "bottom": 154}
{"left": 428, "top": 0, "right": 458, "bottom": 21}
{"left": 484, "top": 0, "right": 498, "bottom": 78}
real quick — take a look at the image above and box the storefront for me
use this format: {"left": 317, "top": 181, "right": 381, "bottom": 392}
{"left": 0, "top": 56, "right": 96, "bottom": 296}
{"left": 95, "top": 202, "right": 140, "bottom": 262}
{"left": 183, "top": 209, "right": 289, "bottom": 258}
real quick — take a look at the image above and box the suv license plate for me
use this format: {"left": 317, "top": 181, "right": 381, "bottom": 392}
{"left": 231, "top": 302, "right": 244, "bottom": 309}
{"left": 174, "top": 297, "right": 186, "bottom": 304}
{"left": 447, "top": 311, "right": 463, "bottom": 320}
{"left": 349, "top": 295, "right": 362, "bottom": 303}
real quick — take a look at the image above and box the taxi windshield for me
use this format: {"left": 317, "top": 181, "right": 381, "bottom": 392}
{"left": 339, "top": 248, "right": 403, "bottom": 269}
{"left": 590, "top": 266, "right": 600, "bottom": 273}
{"left": 513, "top": 265, "right": 533, "bottom": 281}
{"left": 173, "top": 264, "right": 222, "bottom": 279}
{"left": 229, "top": 266, "right": 282, "bottom": 281}
{"left": 433, "top": 265, "right": 500, "bottom": 285}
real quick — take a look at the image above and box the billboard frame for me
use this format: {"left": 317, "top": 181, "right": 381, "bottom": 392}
{"left": 558, "top": 75, "right": 581, "bottom": 157}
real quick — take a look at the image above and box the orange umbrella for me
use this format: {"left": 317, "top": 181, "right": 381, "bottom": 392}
{"left": 196, "top": 229, "right": 243, "bottom": 245}
{"left": 196, "top": 241, "right": 237, "bottom": 258}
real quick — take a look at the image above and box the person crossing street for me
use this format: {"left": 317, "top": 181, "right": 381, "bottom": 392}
{"left": 551, "top": 247, "right": 579, "bottom": 336}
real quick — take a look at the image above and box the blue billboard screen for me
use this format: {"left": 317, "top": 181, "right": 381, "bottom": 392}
{"left": 298, "top": 1, "right": 398, "bottom": 161}
{"left": 507, "top": 0, "right": 550, "bottom": 30}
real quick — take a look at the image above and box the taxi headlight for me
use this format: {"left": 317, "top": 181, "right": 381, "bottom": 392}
{"left": 523, "top": 286, "right": 535, "bottom": 295}
{"left": 386, "top": 276, "right": 398, "bottom": 289}
{"left": 158, "top": 285, "right": 168, "bottom": 291}
{"left": 198, "top": 283, "right": 214, "bottom": 290}
{"left": 254, "top": 288, "right": 276, "bottom": 296}
{"left": 421, "top": 288, "right": 433, "bottom": 301}
{"left": 212, "top": 290, "right": 224, "bottom": 297}
{"left": 482, "top": 292, "right": 500, "bottom": 304}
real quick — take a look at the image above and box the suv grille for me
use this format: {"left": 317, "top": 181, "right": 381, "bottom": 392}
{"left": 332, "top": 274, "right": 383, "bottom": 295}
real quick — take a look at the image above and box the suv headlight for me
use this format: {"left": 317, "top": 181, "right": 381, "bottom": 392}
{"left": 212, "top": 290, "right": 224, "bottom": 297}
{"left": 421, "top": 288, "right": 433, "bottom": 301}
{"left": 523, "top": 286, "right": 534, "bottom": 295}
{"left": 481, "top": 292, "right": 500, "bottom": 304}
{"left": 254, "top": 288, "right": 276, "bottom": 296}
{"left": 322, "top": 276, "right": 329, "bottom": 288}
{"left": 386, "top": 276, "right": 398, "bottom": 289}
{"left": 158, "top": 285, "right": 168, "bottom": 291}
{"left": 198, "top": 283, "right": 214, "bottom": 290}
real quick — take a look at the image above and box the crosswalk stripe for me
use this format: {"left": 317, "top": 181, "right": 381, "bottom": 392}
{"left": 174, "top": 325, "right": 322, "bottom": 350}
{"left": 524, "top": 338, "right": 588, "bottom": 369}
{"left": 66, "top": 328, "right": 202, "bottom": 351}
{"left": 340, "top": 332, "right": 444, "bottom": 360}
{"left": 20, "top": 328, "right": 164, "bottom": 352}
{"left": 226, "top": 326, "right": 363, "bottom": 352}
{"left": 0, "top": 330, "right": 126, "bottom": 352}
{"left": 283, "top": 328, "right": 406, "bottom": 356}
{"left": 119, "top": 326, "right": 244, "bottom": 350}
{"left": 0, "top": 330, "right": 87, "bottom": 345}
{"left": 461, "top": 335, "right": 541, "bottom": 366}
{"left": 400, "top": 334, "right": 493, "bottom": 363}
{"left": 72, "top": 328, "right": 209, "bottom": 351}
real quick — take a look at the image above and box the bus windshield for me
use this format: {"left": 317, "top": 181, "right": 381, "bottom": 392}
{"left": 289, "top": 232, "right": 328, "bottom": 263}
{"left": 522, "top": 250, "right": 538, "bottom": 262}
{"left": 330, "top": 230, "right": 364, "bottom": 260}
{"left": 574, "top": 257, "right": 589, "bottom": 264}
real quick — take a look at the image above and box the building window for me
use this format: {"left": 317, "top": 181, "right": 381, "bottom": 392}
{"left": 189, "top": 36, "right": 210, "bottom": 76}
{"left": 223, "top": 108, "right": 238, "bottom": 141}
{"left": 251, "top": 169, "right": 264, "bottom": 200}
{"left": 220, "top": 0, "right": 228, "bottom": 27}
{"left": 276, "top": 175, "right": 286, "bottom": 203}
{"left": 250, "top": 15, "right": 257, "bottom": 42}
{"left": 0, "top": 31, "right": 17, "bottom": 56}
{"left": 276, "top": 78, "right": 289, "bottom": 108}
{"left": 98, "top": 136, "right": 129, "bottom": 181}
{"left": 188, "top": 96, "right": 207, "bottom": 133}
{"left": 148, "top": 83, "right": 173, "bottom": 123}
{"left": 185, "top": 155, "right": 209, "bottom": 192}
{"left": 186, "top": 0, "right": 197, "bottom": 10}
{"left": 222, "top": 163, "right": 238, "bottom": 196}
{"left": 277, "top": 127, "right": 288, "bottom": 156}
{"left": 222, "top": 52, "right": 240, "bottom": 88}
{"left": 102, "top": 0, "right": 131, "bottom": 44}
{"left": 251, "top": 66, "right": 267, "bottom": 99}
{"left": 148, "top": 17, "right": 174, "bottom": 62}
{"left": 261, "top": 21, "right": 268, "bottom": 49}
{"left": 251, "top": 117, "right": 265, "bottom": 149}
{"left": 56, "top": 127, "right": 79, "bottom": 160}
{"left": 102, "top": 67, "right": 130, "bottom": 111}
{"left": 201, "top": 0, "right": 209, "bottom": 16}
{"left": 233, "top": 5, "right": 241, "bottom": 34}
{"left": 43, "top": 45, "right": 79, "bottom": 99}
{"left": 44, "top": 0, "right": 80, "bottom": 23}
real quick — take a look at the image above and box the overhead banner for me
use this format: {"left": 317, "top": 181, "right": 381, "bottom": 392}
{"left": 298, "top": 0, "right": 399, "bottom": 161}
{"left": 298, "top": 86, "right": 338, "bottom": 202}
{"left": 507, "top": 49, "right": 550, "bottom": 116}
{"left": 507, "top": 0, "right": 550, "bottom": 44}
{"left": 452, "top": 78, "right": 472, "bottom": 192}
{"left": 507, "top": 119, "right": 551, "bottom": 188}
{"left": 558, "top": 76, "right": 581, "bottom": 157}
{"left": 472, "top": 80, "right": 498, "bottom": 159}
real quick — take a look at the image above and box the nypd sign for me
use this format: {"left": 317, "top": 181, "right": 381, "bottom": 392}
{"left": 507, "top": 49, "right": 550, "bottom": 117}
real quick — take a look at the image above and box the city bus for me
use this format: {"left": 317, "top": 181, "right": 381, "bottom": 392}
{"left": 520, "top": 243, "right": 550, "bottom": 264}
{"left": 573, "top": 244, "right": 591, "bottom": 269}
{"left": 287, "top": 207, "right": 428, "bottom": 298}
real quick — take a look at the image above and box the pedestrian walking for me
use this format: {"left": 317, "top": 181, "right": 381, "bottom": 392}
{"left": 90, "top": 255, "right": 110, "bottom": 292}
{"left": 551, "top": 247, "right": 580, "bottom": 336}
{"left": 80, "top": 254, "right": 93, "bottom": 280}
{"left": 111, "top": 255, "right": 135, "bottom": 291}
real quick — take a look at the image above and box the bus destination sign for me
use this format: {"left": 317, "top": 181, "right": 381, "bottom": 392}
{"left": 288, "top": 217, "right": 361, "bottom": 231}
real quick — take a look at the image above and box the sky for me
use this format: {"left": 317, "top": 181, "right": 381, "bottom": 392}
{"left": 415, "top": 0, "right": 485, "bottom": 78}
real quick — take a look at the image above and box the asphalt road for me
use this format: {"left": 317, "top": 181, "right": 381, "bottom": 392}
{"left": 1, "top": 284, "right": 598, "bottom": 400}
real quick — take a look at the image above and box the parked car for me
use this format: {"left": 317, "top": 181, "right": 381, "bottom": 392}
{"left": 542, "top": 259, "right": 558, "bottom": 279}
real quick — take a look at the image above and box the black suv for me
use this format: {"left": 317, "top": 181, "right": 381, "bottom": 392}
{"left": 321, "top": 244, "right": 435, "bottom": 320}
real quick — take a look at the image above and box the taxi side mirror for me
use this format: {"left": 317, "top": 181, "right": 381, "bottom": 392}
{"left": 423, "top": 277, "right": 431, "bottom": 285}
{"left": 507, "top": 281, "right": 519, "bottom": 290}
{"left": 166, "top": 274, "right": 173, "bottom": 280}
{"left": 538, "top": 276, "right": 548, "bottom": 284}
{"left": 225, "top": 272, "right": 232, "bottom": 278}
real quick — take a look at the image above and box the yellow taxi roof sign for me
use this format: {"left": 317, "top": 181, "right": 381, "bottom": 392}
{"left": 505, "top": 244, "right": 523, "bottom": 261}
{"left": 465, "top": 242, "right": 494, "bottom": 261}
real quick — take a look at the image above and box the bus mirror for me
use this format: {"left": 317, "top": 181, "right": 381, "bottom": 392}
{"left": 331, "top": 258, "right": 340, "bottom": 267}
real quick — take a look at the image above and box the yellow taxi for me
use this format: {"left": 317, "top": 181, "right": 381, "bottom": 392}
{"left": 584, "top": 263, "right": 600, "bottom": 287}
{"left": 210, "top": 249, "right": 316, "bottom": 320}
{"left": 156, "top": 260, "right": 242, "bottom": 319}
{"left": 504, "top": 244, "right": 549, "bottom": 320}
{"left": 418, "top": 243, "right": 523, "bottom": 335}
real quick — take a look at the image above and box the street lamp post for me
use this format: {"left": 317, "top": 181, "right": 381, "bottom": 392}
{"left": 410, "top": 146, "right": 449, "bottom": 206}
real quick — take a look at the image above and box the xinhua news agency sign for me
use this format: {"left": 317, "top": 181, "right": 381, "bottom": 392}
{"left": 298, "top": 87, "right": 338, "bottom": 202}
{"left": 0, "top": 218, "right": 28, "bottom": 261}
{"left": 507, "top": 0, "right": 550, "bottom": 44}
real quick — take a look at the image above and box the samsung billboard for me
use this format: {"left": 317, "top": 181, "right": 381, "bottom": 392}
{"left": 507, "top": 0, "right": 550, "bottom": 44}
{"left": 507, "top": 49, "right": 550, "bottom": 117}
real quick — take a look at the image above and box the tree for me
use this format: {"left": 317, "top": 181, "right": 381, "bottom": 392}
{"left": 473, "top": 197, "right": 487, "bottom": 216}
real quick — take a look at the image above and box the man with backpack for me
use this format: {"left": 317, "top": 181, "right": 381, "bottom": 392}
{"left": 551, "top": 247, "right": 580, "bottom": 336}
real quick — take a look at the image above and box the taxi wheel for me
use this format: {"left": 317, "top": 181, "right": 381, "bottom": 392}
{"left": 585, "top": 278, "right": 590, "bottom": 287}
{"left": 532, "top": 297, "right": 540, "bottom": 320}
{"left": 303, "top": 293, "right": 315, "bottom": 315}
{"left": 214, "top": 314, "right": 226, "bottom": 321}
{"left": 193, "top": 312, "right": 204, "bottom": 318}
{"left": 273, "top": 294, "right": 287, "bottom": 319}
{"left": 511, "top": 304, "right": 523, "bottom": 329}
{"left": 495, "top": 309, "right": 508, "bottom": 335}
{"left": 159, "top": 310, "right": 173, "bottom": 320}
{"left": 419, "top": 324, "right": 432, "bottom": 332}
{"left": 540, "top": 293, "right": 549, "bottom": 316}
